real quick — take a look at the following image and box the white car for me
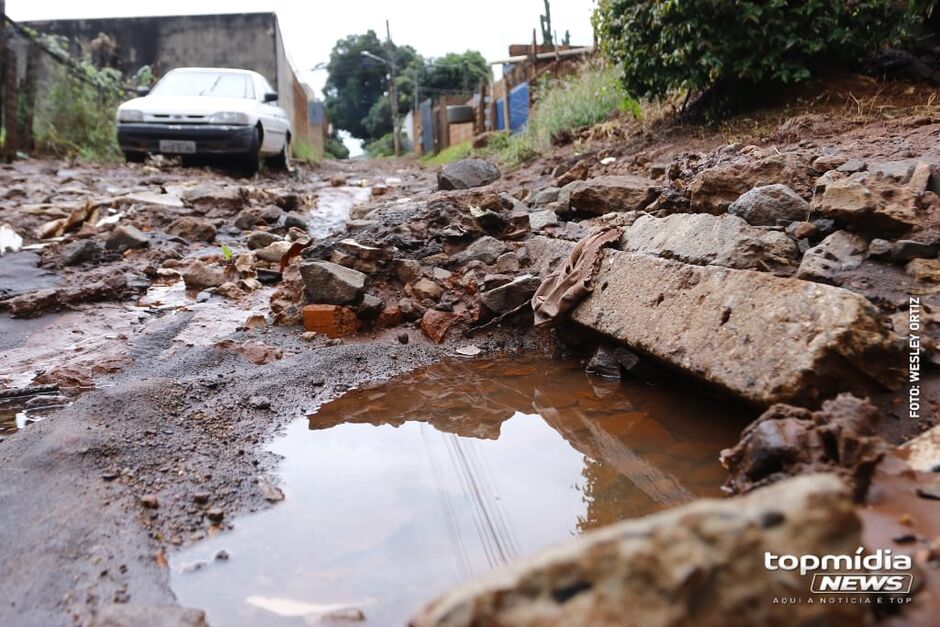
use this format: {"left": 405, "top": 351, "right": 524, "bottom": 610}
{"left": 116, "top": 67, "right": 291, "bottom": 174}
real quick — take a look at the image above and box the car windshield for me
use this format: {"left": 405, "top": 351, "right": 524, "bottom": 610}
{"left": 150, "top": 71, "right": 254, "bottom": 98}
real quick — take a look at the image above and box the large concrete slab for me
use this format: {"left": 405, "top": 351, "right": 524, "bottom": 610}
{"left": 571, "top": 249, "right": 904, "bottom": 406}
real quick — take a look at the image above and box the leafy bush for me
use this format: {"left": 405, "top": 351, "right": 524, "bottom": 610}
{"left": 325, "top": 135, "right": 350, "bottom": 160}
{"left": 292, "top": 138, "right": 319, "bottom": 163}
{"left": 594, "top": 0, "right": 915, "bottom": 105}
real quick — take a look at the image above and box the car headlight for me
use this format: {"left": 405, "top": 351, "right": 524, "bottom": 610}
{"left": 117, "top": 109, "right": 144, "bottom": 123}
{"left": 208, "top": 112, "right": 251, "bottom": 125}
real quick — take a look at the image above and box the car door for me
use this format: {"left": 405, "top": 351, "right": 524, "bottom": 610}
{"left": 256, "top": 75, "right": 289, "bottom": 155}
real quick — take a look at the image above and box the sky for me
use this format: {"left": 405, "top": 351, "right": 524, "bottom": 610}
{"left": 6, "top": 0, "right": 598, "bottom": 98}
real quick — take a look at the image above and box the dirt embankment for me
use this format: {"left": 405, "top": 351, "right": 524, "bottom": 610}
{"left": 0, "top": 74, "right": 939, "bottom": 626}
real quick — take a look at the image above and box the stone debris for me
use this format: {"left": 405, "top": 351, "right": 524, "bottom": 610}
{"left": 727, "top": 183, "right": 810, "bottom": 225}
{"left": 721, "top": 394, "right": 886, "bottom": 501}
{"left": 412, "top": 475, "right": 864, "bottom": 627}
{"left": 300, "top": 261, "right": 366, "bottom": 305}
{"left": 620, "top": 213, "right": 799, "bottom": 271}
{"left": 558, "top": 175, "right": 659, "bottom": 215}
{"left": 105, "top": 225, "right": 149, "bottom": 251}
{"left": 302, "top": 304, "right": 360, "bottom": 338}
{"left": 479, "top": 274, "right": 540, "bottom": 314}
{"left": 796, "top": 231, "right": 869, "bottom": 285}
{"left": 437, "top": 159, "right": 501, "bottom": 190}
{"left": 571, "top": 249, "right": 905, "bottom": 406}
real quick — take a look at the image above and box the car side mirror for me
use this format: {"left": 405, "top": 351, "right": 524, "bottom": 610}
{"left": 136, "top": 86, "right": 151, "bottom": 96}
{"left": 263, "top": 91, "right": 278, "bottom": 103}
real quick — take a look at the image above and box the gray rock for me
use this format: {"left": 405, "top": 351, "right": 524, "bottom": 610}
{"left": 528, "top": 186, "right": 560, "bottom": 206}
{"left": 393, "top": 259, "right": 421, "bottom": 283}
{"left": 284, "top": 213, "right": 308, "bottom": 230}
{"left": 869, "top": 160, "right": 916, "bottom": 183}
{"left": 412, "top": 475, "right": 865, "bottom": 627}
{"left": 182, "top": 261, "right": 225, "bottom": 290}
{"left": 105, "top": 225, "right": 149, "bottom": 251}
{"left": 299, "top": 261, "right": 366, "bottom": 305}
{"left": 167, "top": 217, "right": 216, "bottom": 243}
{"left": 437, "top": 159, "right": 501, "bottom": 190}
{"left": 411, "top": 278, "right": 443, "bottom": 302}
{"left": 728, "top": 184, "right": 810, "bottom": 226}
{"left": 868, "top": 238, "right": 893, "bottom": 258}
{"left": 255, "top": 241, "right": 292, "bottom": 263}
{"left": 60, "top": 239, "right": 100, "bottom": 266}
{"left": 528, "top": 209, "right": 559, "bottom": 231}
{"left": 357, "top": 293, "right": 384, "bottom": 320}
{"left": 570, "top": 247, "right": 903, "bottom": 406}
{"left": 233, "top": 208, "right": 264, "bottom": 230}
{"left": 558, "top": 175, "right": 659, "bottom": 215}
{"left": 836, "top": 158, "right": 866, "bottom": 173}
{"left": 246, "top": 231, "right": 281, "bottom": 250}
{"left": 621, "top": 213, "right": 800, "bottom": 271}
{"left": 892, "top": 239, "right": 939, "bottom": 263}
{"left": 480, "top": 274, "right": 540, "bottom": 314}
{"left": 797, "top": 231, "right": 868, "bottom": 285}
{"left": 585, "top": 344, "right": 642, "bottom": 379}
{"left": 453, "top": 236, "right": 507, "bottom": 265}
{"left": 495, "top": 252, "right": 520, "bottom": 273}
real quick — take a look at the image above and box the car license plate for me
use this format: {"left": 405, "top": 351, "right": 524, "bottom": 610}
{"left": 159, "top": 140, "right": 196, "bottom": 154}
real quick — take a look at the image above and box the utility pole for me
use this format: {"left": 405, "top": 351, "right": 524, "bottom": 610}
{"left": 385, "top": 20, "right": 400, "bottom": 157}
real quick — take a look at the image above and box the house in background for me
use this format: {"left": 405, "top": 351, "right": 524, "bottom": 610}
{"left": 16, "top": 12, "right": 329, "bottom": 158}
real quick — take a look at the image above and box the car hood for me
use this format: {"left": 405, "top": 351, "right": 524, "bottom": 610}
{"left": 119, "top": 96, "right": 257, "bottom": 116}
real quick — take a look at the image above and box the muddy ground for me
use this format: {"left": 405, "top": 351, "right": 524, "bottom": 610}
{"left": 1, "top": 74, "right": 939, "bottom": 626}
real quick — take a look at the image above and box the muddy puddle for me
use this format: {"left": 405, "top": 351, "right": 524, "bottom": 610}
{"left": 308, "top": 186, "right": 371, "bottom": 239}
{"left": 171, "top": 357, "right": 751, "bottom": 626}
{"left": 0, "top": 391, "right": 69, "bottom": 440}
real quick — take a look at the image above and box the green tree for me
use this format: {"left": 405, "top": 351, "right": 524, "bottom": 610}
{"left": 323, "top": 31, "right": 420, "bottom": 142}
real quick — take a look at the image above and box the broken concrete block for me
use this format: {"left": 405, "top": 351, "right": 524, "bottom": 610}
{"left": 811, "top": 170, "right": 924, "bottom": 233}
{"left": 621, "top": 213, "right": 800, "bottom": 271}
{"left": 571, "top": 249, "right": 904, "bottom": 406}
{"left": 302, "top": 304, "right": 360, "bottom": 338}
{"left": 480, "top": 274, "right": 540, "bottom": 314}
{"left": 558, "top": 175, "right": 659, "bottom": 215}
{"left": 412, "top": 475, "right": 864, "bottom": 627}
{"left": 299, "top": 261, "right": 366, "bottom": 305}
{"left": 796, "top": 231, "right": 868, "bottom": 285}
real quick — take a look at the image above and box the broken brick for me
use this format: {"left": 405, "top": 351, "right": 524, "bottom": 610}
{"left": 303, "top": 304, "right": 360, "bottom": 338}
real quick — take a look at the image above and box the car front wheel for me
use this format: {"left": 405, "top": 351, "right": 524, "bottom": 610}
{"left": 241, "top": 127, "right": 262, "bottom": 176}
{"left": 269, "top": 134, "right": 291, "bottom": 172}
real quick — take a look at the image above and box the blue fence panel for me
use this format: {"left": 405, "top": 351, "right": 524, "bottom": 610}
{"left": 495, "top": 99, "right": 505, "bottom": 131}
{"left": 420, "top": 98, "right": 434, "bottom": 155}
{"left": 509, "top": 82, "right": 529, "bottom": 133}
{"left": 308, "top": 101, "right": 325, "bottom": 125}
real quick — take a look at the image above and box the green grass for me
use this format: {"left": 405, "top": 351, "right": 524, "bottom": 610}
{"left": 421, "top": 140, "right": 472, "bottom": 166}
{"left": 420, "top": 64, "right": 633, "bottom": 169}
{"left": 292, "top": 138, "right": 319, "bottom": 163}
{"left": 490, "top": 63, "right": 633, "bottom": 166}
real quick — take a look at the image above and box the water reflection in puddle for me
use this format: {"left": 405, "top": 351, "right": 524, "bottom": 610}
{"left": 0, "top": 394, "right": 70, "bottom": 439}
{"left": 171, "top": 358, "right": 751, "bottom": 626}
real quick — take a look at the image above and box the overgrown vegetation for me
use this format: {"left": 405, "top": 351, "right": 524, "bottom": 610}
{"left": 292, "top": 138, "right": 319, "bottom": 163}
{"left": 364, "top": 131, "right": 411, "bottom": 158}
{"left": 485, "top": 64, "right": 630, "bottom": 166}
{"left": 27, "top": 32, "right": 150, "bottom": 161}
{"left": 593, "top": 0, "right": 919, "bottom": 115}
